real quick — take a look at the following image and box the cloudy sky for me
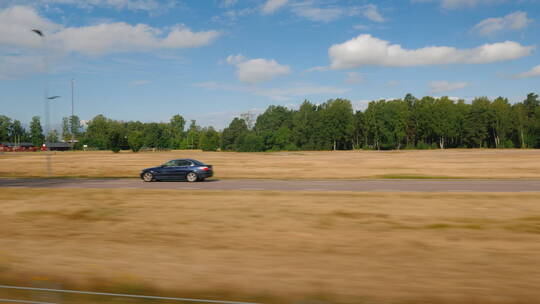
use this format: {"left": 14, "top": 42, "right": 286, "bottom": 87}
{"left": 0, "top": 0, "right": 539, "bottom": 128}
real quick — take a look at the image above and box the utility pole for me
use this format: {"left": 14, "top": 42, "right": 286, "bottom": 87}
{"left": 71, "top": 78, "right": 74, "bottom": 118}
{"left": 32, "top": 29, "right": 60, "bottom": 176}
{"left": 71, "top": 78, "right": 75, "bottom": 149}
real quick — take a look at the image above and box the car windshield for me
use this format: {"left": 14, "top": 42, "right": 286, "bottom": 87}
{"left": 162, "top": 161, "right": 175, "bottom": 167}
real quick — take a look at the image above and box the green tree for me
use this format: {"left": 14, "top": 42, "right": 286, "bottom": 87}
{"left": 415, "top": 96, "right": 436, "bottom": 148}
{"left": 9, "top": 120, "right": 28, "bottom": 143}
{"left": 432, "top": 97, "right": 457, "bottom": 149}
{"left": 404, "top": 93, "right": 418, "bottom": 147}
{"left": 382, "top": 99, "right": 409, "bottom": 149}
{"left": 254, "top": 105, "right": 293, "bottom": 150}
{"left": 490, "top": 97, "right": 512, "bottom": 148}
{"left": 168, "top": 114, "right": 185, "bottom": 149}
{"left": 453, "top": 100, "right": 469, "bottom": 148}
{"left": 237, "top": 132, "right": 265, "bottom": 152}
{"left": 523, "top": 93, "right": 540, "bottom": 147}
{"left": 352, "top": 110, "right": 365, "bottom": 149}
{"left": 524, "top": 93, "right": 539, "bottom": 117}
{"left": 466, "top": 97, "right": 493, "bottom": 148}
{"left": 70, "top": 115, "right": 82, "bottom": 138}
{"left": 199, "top": 127, "right": 221, "bottom": 151}
{"left": 108, "top": 130, "right": 122, "bottom": 153}
{"left": 62, "top": 117, "right": 72, "bottom": 141}
{"left": 83, "top": 115, "right": 111, "bottom": 149}
{"left": 0, "top": 115, "right": 11, "bottom": 142}
{"left": 46, "top": 130, "right": 59, "bottom": 143}
{"left": 143, "top": 123, "right": 165, "bottom": 148}
{"left": 271, "top": 126, "right": 294, "bottom": 151}
{"left": 320, "top": 98, "right": 355, "bottom": 150}
{"left": 221, "top": 118, "right": 248, "bottom": 151}
{"left": 363, "top": 100, "right": 385, "bottom": 150}
{"left": 533, "top": 106, "right": 540, "bottom": 148}
{"left": 29, "top": 116, "right": 45, "bottom": 147}
{"left": 183, "top": 120, "right": 201, "bottom": 149}
{"left": 128, "top": 131, "right": 144, "bottom": 152}
{"left": 292, "top": 100, "right": 318, "bottom": 150}
{"left": 512, "top": 103, "right": 528, "bottom": 148}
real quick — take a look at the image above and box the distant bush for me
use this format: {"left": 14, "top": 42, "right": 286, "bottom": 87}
{"left": 128, "top": 131, "right": 144, "bottom": 152}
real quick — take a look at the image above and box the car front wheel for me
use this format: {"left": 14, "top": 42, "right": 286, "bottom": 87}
{"left": 142, "top": 172, "right": 154, "bottom": 182}
{"left": 186, "top": 172, "right": 198, "bottom": 182}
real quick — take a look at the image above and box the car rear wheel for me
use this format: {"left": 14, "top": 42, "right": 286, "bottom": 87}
{"left": 186, "top": 172, "right": 198, "bottom": 182}
{"left": 142, "top": 172, "right": 154, "bottom": 182}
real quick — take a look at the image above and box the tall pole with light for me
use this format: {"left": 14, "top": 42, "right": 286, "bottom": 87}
{"left": 71, "top": 78, "right": 75, "bottom": 148}
{"left": 32, "top": 28, "right": 60, "bottom": 176}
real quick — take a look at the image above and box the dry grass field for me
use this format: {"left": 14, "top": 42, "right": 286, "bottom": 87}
{"left": 2, "top": 188, "right": 540, "bottom": 303}
{"left": 1, "top": 149, "right": 540, "bottom": 179}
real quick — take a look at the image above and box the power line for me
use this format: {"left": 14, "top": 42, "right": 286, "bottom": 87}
{"left": 0, "top": 298, "right": 56, "bottom": 304}
{"left": 0, "top": 285, "right": 261, "bottom": 304}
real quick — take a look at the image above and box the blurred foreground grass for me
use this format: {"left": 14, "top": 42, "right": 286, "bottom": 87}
{"left": 2, "top": 188, "right": 540, "bottom": 303}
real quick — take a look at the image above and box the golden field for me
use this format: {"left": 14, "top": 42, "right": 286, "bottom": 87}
{"left": 1, "top": 149, "right": 540, "bottom": 179}
{"left": 2, "top": 188, "right": 540, "bottom": 303}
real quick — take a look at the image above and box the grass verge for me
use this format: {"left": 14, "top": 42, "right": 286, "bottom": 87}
{"left": 1, "top": 149, "right": 540, "bottom": 179}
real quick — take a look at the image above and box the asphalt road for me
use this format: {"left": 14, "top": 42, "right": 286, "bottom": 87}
{"left": 1, "top": 178, "right": 539, "bottom": 192}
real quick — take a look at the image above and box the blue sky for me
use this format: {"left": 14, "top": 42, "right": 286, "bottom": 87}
{"left": 0, "top": 0, "right": 539, "bottom": 129}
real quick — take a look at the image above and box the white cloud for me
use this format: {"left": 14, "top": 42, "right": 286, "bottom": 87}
{"left": 303, "top": 65, "right": 329, "bottom": 73}
{"left": 1, "top": 0, "right": 175, "bottom": 12}
{"left": 353, "top": 24, "right": 370, "bottom": 30}
{"left": 345, "top": 72, "right": 363, "bottom": 84}
{"left": 261, "top": 0, "right": 288, "bottom": 14}
{"left": 328, "top": 34, "right": 534, "bottom": 70}
{"left": 216, "top": 7, "right": 257, "bottom": 23}
{"left": 362, "top": 4, "right": 384, "bottom": 22}
{"left": 0, "top": 5, "right": 60, "bottom": 49}
{"left": 412, "top": 0, "right": 507, "bottom": 9}
{"left": 428, "top": 81, "right": 469, "bottom": 93}
{"left": 442, "top": 0, "right": 505, "bottom": 9}
{"left": 53, "top": 23, "right": 219, "bottom": 55}
{"left": 514, "top": 64, "right": 540, "bottom": 79}
{"left": 226, "top": 54, "right": 291, "bottom": 83}
{"left": 267, "top": 2, "right": 381, "bottom": 23}
{"left": 291, "top": 2, "right": 344, "bottom": 22}
{"left": 472, "top": 11, "right": 532, "bottom": 36}
{"left": 221, "top": 0, "right": 238, "bottom": 8}
{"left": 0, "top": 54, "right": 41, "bottom": 79}
{"left": 0, "top": 6, "right": 219, "bottom": 56}
{"left": 385, "top": 80, "right": 400, "bottom": 87}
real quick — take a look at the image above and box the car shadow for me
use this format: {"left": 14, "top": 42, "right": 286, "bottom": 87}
{"left": 156, "top": 179, "right": 220, "bottom": 183}
{"left": 201, "top": 179, "right": 220, "bottom": 182}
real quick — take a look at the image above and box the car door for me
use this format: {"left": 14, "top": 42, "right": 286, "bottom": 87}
{"left": 170, "top": 160, "right": 192, "bottom": 180}
{"left": 158, "top": 161, "right": 177, "bottom": 180}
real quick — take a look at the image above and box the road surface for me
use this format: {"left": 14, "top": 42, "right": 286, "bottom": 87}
{"left": 1, "top": 178, "right": 539, "bottom": 192}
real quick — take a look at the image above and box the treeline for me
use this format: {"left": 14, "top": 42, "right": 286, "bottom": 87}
{"left": 0, "top": 115, "right": 82, "bottom": 147}
{"left": 1, "top": 93, "right": 539, "bottom": 151}
{"left": 221, "top": 93, "right": 540, "bottom": 151}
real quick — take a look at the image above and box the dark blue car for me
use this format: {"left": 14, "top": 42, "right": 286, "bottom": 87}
{"left": 140, "top": 159, "right": 213, "bottom": 182}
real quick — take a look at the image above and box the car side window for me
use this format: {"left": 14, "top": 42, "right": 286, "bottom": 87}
{"left": 175, "top": 160, "right": 191, "bottom": 166}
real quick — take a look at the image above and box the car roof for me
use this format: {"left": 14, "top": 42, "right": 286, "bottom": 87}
{"left": 172, "top": 158, "right": 204, "bottom": 164}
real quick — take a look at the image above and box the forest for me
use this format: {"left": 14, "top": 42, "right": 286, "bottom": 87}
{"left": 1, "top": 93, "right": 539, "bottom": 152}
